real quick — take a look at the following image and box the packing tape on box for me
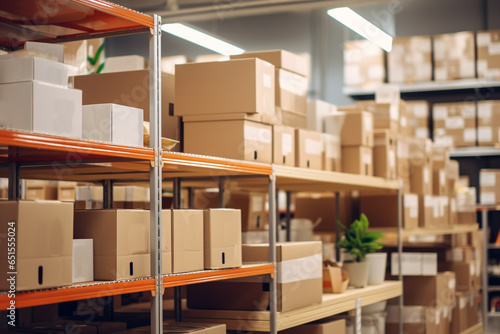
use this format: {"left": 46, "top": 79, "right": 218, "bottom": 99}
{"left": 433, "top": 106, "right": 448, "bottom": 120}
{"left": 278, "top": 69, "right": 308, "bottom": 96}
{"left": 463, "top": 128, "right": 477, "bottom": 142}
{"left": 277, "top": 253, "right": 322, "bottom": 284}
{"left": 481, "top": 172, "right": 496, "bottom": 187}
{"left": 489, "top": 43, "right": 500, "bottom": 56}
{"left": 477, "top": 33, "right": 491, "bottom": 47}
{"left": 478, "top": 127, "right": 493, "bottom": 142}
{"left": 244, "top": 125, "right": 272, "bottom": 144}
{"left": 282, "top": 133, "right": 293, "bottom": 155}
{"left": 305, "top": 138, "right": 323, "bottom": 156}
{"left": 478, "top": 103, "right": 493, "bottom": 119}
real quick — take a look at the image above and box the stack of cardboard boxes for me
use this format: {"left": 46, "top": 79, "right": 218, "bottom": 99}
{"left": 477, "top": 30, "right": 500, "bottom": 79}
{"left": 479, "top": 169, "right": 500, "bottom": 205}
{"left": 344, "top": 40, "right": 385, "bottom": 87}
{"left": 433, "top": 102, "right": 477, "bottom": 148}
{"left": 388, "top": 36, "right": 432, "bottom": 84}
{"left": 434, "top": 31, "right": 476, "bottom": 81}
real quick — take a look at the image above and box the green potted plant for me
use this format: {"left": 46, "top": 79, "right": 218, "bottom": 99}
{"left": 338, "top": 213, "right": 384, "bottom": 288}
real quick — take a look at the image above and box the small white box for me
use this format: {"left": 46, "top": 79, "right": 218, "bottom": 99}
{"left": 0, "top": 56, "right": 68, "bottom": 87}
{"left": 102, "top": 55, "right": 145, "bottom": 73}
{"left": 0, "top": 80, "right": 82, "bottom": 138}
{"left": 25, "top": 41, "right": 64, "bottom": 63}
{"left": 73, "top": 239, "right": 93, "bottom": 283}
{"left": 82, "top": 103, "right": 143, "bottom": 146}
{"left": 392, "top": 252, "right": 422, "bottom": 276}
{"left": 421, "top": 253, "right": 438, "bottom": 275}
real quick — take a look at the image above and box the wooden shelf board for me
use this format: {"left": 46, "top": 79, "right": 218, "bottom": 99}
{"left": 371, "top": 224, "right": 479, "bottom": 239}
{"left": 183, "top": 281, "right": 402, "bottom": 332}
{"left": 460, "top": 322, "right": 483, "bottom": 334}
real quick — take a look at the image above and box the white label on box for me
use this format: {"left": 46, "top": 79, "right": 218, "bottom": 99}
{"left": 397, "top": 141, "right": 409, "bottom": 159}
{"left": 362, "top": 153, "right": 371, "bottom": 165}
{"left": 405, "top": 194, "right": 419, "bottom": 218}
{"left": 478, "top": 127, "right": 493, "bottom": 142}
{"left": 400, "top": 115, "right": 408, "bottom": 127}
{"left": 325, "top": 136, "right": 340, "bottom": 158}
{"left": 424, "top": 167, "right": 430, "bottom": 184}
{"left": 481, "top": 172, "right": 496, "bottom": 186}
{"left": 392, "top": 44, "right": 405, "bottom": 55}
{"left": 305, "top": 138, "right": 322, "bottom": 156}
{"left": 433, "top": 106, "right": 448, "bottom": 120}
{"left": 368, "top": 64, "right": 385, "bottom": 80}
{"left": 460, "top": 60, "right": 475, "bottom": 77}
{"left": 263, "top": 73, "right": 272, "bottom": 89}
{"left": 470, "top": 263, "right": 475, "bottom": 276}
{"left": 463, "top": 128, "right": 476, "bottom": 142}
{"left": 281, "top": 133, "right": 293, "bottom": 155}
{"left": 389, "top": 68, "right": 405, "bottom": 83}
{"left": 413, "top": 103, "right": 428, "bottom": 118}
{"left": 480, "top": 192, "right": 496, "bottom": 205}
{"left": 446, "top": 249, "right": 463, "bottom": 262}
{"left": 390, "top": 104, "right": 399, "bottom": 121}
{"left": 451, "top": 198, "right": 457, "bottom": 213}
{"left": 344, "top": 65, "right": 361, "bottom": 85}
{"left": 415, "top": 127, "right": 429, "bottom": 139}
{"left": 489, "top": 42, "right": 500, "bottom": 55}
{"left": 422, "top": 253, "right": 437, "bottom": 276}
{"left": 440, "top": 171, "right": 446, "bottom": 186}
{"left": 433, "top": 200, "right": 439, "bottom": 218}
{"left": 277, "top": 253, "right": 322, "bottom": 283}
{"left": 391, "top": 253, "right": 422, "bottom": 276}
{"left": 478, "top": 103, "right": 493, "bottom": 119}
{"left": 424, "top": 195, "right": 433, "bottom": 208}
{"left": 252, "top": 195, "right": 264, "bottom": 212}
{"left": 445, "top": 117, "right": 464, "bottom": 129}
{"left": 459, "top": 296, "right": 467, "bottom": 309}
{"left": 434, "top": 40, "right": 445, "bottom": 59}
{"left": 434, "top": 136, "right": 454, "bottom": 147}
{"left": 486, "top": 68, "right": 500, "bottom": 78}
{"left": 461, "top": 105, "right": 476, "bottom": 119}
{"left": 435, "top": 67, "right": 447, "bottom": 81}
{"left": 477, "top": 60, "right": 488, "bottom": 76}
{"left": 279, "top": 69, "right": 308, "bottom": 96}
{"left": 244, "top": 125, "right": 272, "bottom": 144}
{"left": 389, "top": 150, "right": 396, "bottom": 168}
{"left": 477, "top": 33, "right": 491, "bottom": 47}
{"left": 364, "top": 113, "right": 373, "bottom": 132}
{"left": 449, "top": 278, "right": 456, "bottom": 290}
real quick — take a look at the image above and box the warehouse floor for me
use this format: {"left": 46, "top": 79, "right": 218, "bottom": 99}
{"left": 485, "top": 317, "right": 500, "bottom": 333}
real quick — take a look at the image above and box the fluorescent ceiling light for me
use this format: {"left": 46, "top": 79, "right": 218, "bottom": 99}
{"left": 327, "top": 7, "right": 393, "bottom": 52}
{"left": 161, "top": 23, "right": 245, "bottom": 56}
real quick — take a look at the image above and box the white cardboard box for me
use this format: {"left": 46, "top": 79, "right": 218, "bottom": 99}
{"left": 102, "top": 55, "right": 145, "bottom": 73}
{"left": 0, "top": 56, "right": 68, "bottom": 87}
{"left": 391, "top": 252, "right": 437, "bottom": 276}
{"left": 25, "top": 41, "right": 64, "bottom": 63}
{"left": 0, "top": 80, "right": 82, "bottom": 138}
{"left": 73, "top": 239, "right": 93, "bottom": 283}
{"left": 82, "top": 103, "right": 143, "bottom": 146}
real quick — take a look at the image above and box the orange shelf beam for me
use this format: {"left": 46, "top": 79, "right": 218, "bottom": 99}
{"left": 163, "top": 264, "right": 274, "bottom": 288}
{"left": 72, "top": 0, "right": 154, "bottom": 28}
{"left": 0, "top": 278, "right": 155, "bottom": 309}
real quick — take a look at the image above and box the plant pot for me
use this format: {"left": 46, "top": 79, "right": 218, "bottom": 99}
{"left": 365, "top": 253, "right": 387, "bottom": 285}
{"left": 343, "top": 260, "right": 369, "bottom": 288}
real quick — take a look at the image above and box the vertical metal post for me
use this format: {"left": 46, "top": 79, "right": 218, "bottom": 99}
{"left": 397, "top": 183, "right": 404, "bottom": 334}
{"left": 218, "top": 178, "right": 225, "bottom": 208}
{"left": 7, "top": 162, "right": 20, "bottom": 200}
{"left": 276, "top": 190, "right": 280, "bottom": 242}
{"left": 173, "top": 177, "right": 182, "bottom": 322}
{"left": 335, "top": 191, "right": 340, "bottom": 262}
{"left": 285, "top": 191, "right": 291, "bottom": 242}
{"left": 103, "top": 179, "right": 113, "bottom": 209}
{"left": 268, "top": 167, "right": 277, "bottom": 334}
{"left": 149, "top": 14, "right": 163, "bottom": 334}
{"left": 482, "top": 208, "right": 489, "bottom": 324}
{"left": 187, "top": 187, "right": 194, "bottom": 209}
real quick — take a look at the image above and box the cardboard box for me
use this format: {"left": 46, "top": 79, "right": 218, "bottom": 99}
{"left": 116, "top": 322, "right": 226, "bottom": 334}
{"left": 433, "top": 169, "right": 447, "bottom": 196}
{"left": 322, "top": 133, "right": 341, "bottom": 172}
{"left": 73, "top": 239, "right": 93, "bottom": 283}
{"left": 409, "top": 158, "right": 433, "bottom": 196}
{"left": 477, "top": 30, "right": 500, "bottom": 79}
{"left": 403, "top": 272, "right": 456, "bottom": 307}
{"left": 280, "top": 318, "right": 346, "bottom": 334}
{"left": 360, "top": 193, "right": 419, "bottom": 229}
{"left": 203, "top": 209, "right": 242, "bottom": 270}
{"left": 388, "top": 36, "right": 432, "bottom": 83}
{"left": 332, "top": 109, "right": 374, "bottom": 147}
{"left": 341, "top": 146, "right": 373, "bottom": 176}
{"left": 432, "top": 146, "right": 450, "bottom": 170}
{"left": 74, "top": 209, "right": 152, "bottom": 280}
{"left": 354, "top": 101, "right": 399, "bottom": 132}
{"left": 449, "top": 196, "right": 458, "bottom": 225}
{"left": 480, "top": 169, "right": 500, "bottom": 205}
{"left": 187, "top": 241, "right": 322, "bottom": 312}
{"left": 30, "top": 320, "right": 127, "bottom": 334}
{"left": 184, "top": 119, "right": 272, "bottom": 163}
{"left": 276, "top": 107, "right": 307, "bottom": 129}
{"left": 161, "top": 210, "right": 173, "bottom": 275}
{"left": 231, "top": 49, "right": 309, "bottom": 77}
{"left": 447, "top": 160, "right": 460, "bottom": 196}
{"left": 391, "top": 252, "right": 437, "bottom": 276}
{"left": 25, "top": 181, "right": 58, "bottom": 200}
{"left": 344, "top": 40, "right": 385, "bottom": 87}
{"left": 307, "top": 99, "right": 335, "bottom": 132}
{"left": 57, "top": 181, "right": 77, "bottom": 201}
{"left": 25, "top": 41, "right": 63, "bottom": 62}
{"left": 405, "top": 100, "right": 430, "bottom": 139}
{"left": 172, "top": 210, "right": 203, "bottom": 274}
{"left": 477, "top": 101, "right": 500, "bottom": 145}
{"left": 72, "top": 70, "right": 180, "bottom": 147}
{"left": 82, "top": 103, "right": 143, "bottom": 146}
{"left": 466, "top": 290, "right": 480, "bottom": 328}
{"left": 438, "top": 262, "right": 480, "bottom": 291}
{"left": 0, "top": 80, "right": 82, "bottom": 138}
{"left": 294, "top": 194, "right": 352, "bottom": 232}
{"left": 373, "top": 130, "right": 397, "bottom": 179}
{"left": 0, "top": 201, "right": 73, "bottom": 291}
{"left": 275, "top": 68, "right": 308, "bottom": 114}
{"left": 175, "top": 58, "right": 275, "bottom": 117}
{"left": 103, "top": 55, "right": 145, "bottom": 73}
{"left": 397, "top": 135, "right": 411, "bottom": 191}
{"left": 433, "top": 31, "right": 476, "bottom": 81}
{"left": 433, "top": 102, "right": 477, "bottom": 147}
{"left": 0, "top": 56, "right": 68, "bottom": 87}
{"left": 60, "top": 40, "right": 87, "bottom": 75}
{"left": 451, "top": 292, "right": 468, "bottom": 334}
{"left": 273, "top": 124, "right": 295, "bottom": 166}
{"left": 295, "top": 129, "right": 323, "bottom": 170}
{"left": 445, "top": 247, "right": 474, "bottom": 264}
{"left": 386, "top": 306, "right": 441, "bottom": 334}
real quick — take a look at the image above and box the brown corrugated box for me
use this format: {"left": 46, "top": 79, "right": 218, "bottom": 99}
{"left": 231, "top": 49, "right": 309, "bottom": 77}
{"left": 175, "top": 58, "right": 275, "bottom": 117}
{"left": 373, "top": 130, "right": 397, "bottom": 179}
{"left": 403, "top": 272, "right": 456, "bottom": 307}
{"left": 187, "top": 241, "right": 322, "bottom": 312}
{"left": 433, "top": 31, "right": 475, "bottom": 81}
{"left": 172, "top": 209, "right": 203, "bottom": 274}
{"left": 57, "top": 181, "right": 77, "bottom": 201}
{"left": 276, "top": 107, "right": 308, "bottom": 129}
{"left": 438, "top": 262, "right": 480, "bottom": 292}
{"left": 409, "top": 138, "right": 433, "bottom": 195}
{"left": 333, "top": 109, "right": 374, "bottom": 147}
{"left": 295, "top": 129, "right": 323, "bottom": 170}
{"left": 433, "top": 102, "right": 477, "bottom": 147}
{"left": 322, "top": 133, "right": 341, "bottom": 172}
{"left": 273, "top": 124, "right": 295, "bottom": 166}
{"left": 354, "top": 101, "right": 399, "bottom": 132}
{"left": 450, "top": 292, "right": 468, "bottom": 334}
{"left": 25, "top": 180, "right": 57, "bottom": 200}
{"left": 386, "top": 306, "right": 440, "bottom": 334}
{"left": 0, "top": 201, "right": 73, "bottom": 291}
{"left": 480, "top": 169, "right": 500, "bottom": 205}
{"left": 72, "top": 70, "right": 180, "bottom": 149}
{"left": 477, "top": 30, "right": 500, "bottom": 79}
{"left": 405, "top": 100, "right": 430, "bottom": 139}
{"left": 477, "top": 100, "right": 500, "bottom": 146}
{"left": 433, "top": 169, "right": 447, "bottom": 196}
{"left": 360, "top": 193, "right": 419, "bottom": 229}
{"left": 341, "top": 146, "right": 373, "bottom": 176}
{"left": 74, "top": 209, "right": 152, "bottom": 280}
{"left": 275, "top": 68, "right": 308, "bottom": 114}
{"left": 388, "top": 36, "right": 432, "bottom": 83}
{"left": 183, "top": 119, "right": 272, "bottom": 163}
{"left": 344, "top": 40, "right": 386, "bottom": 87}
{"left": 203, "top": 209, "right": 242, "bottom": 270}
